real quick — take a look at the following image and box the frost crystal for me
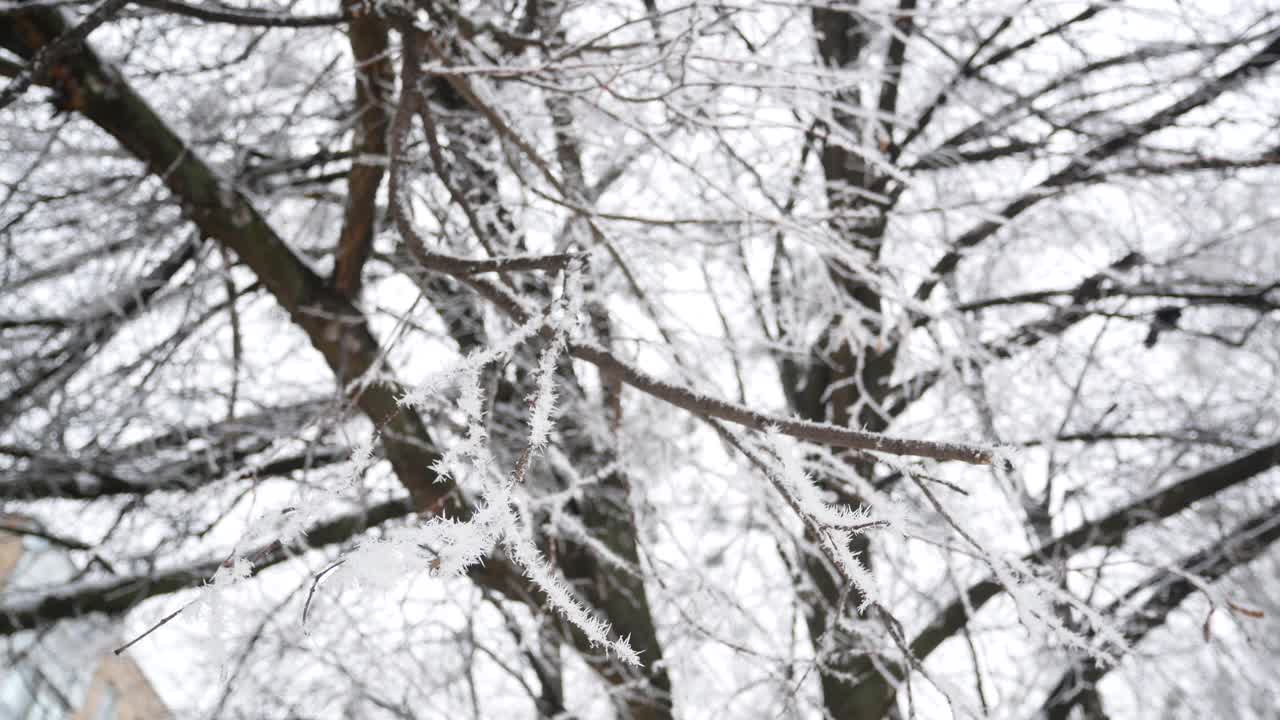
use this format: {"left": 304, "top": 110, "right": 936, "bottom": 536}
{"left": 762, "top": 428, "right": 882, "bottom": 609}
{"left": 333, "top": 263, "right": 640, "bottom": 663}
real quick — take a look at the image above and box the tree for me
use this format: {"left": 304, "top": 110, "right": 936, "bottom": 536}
{"left": 2, "top": 0, "right": 1279, "bottom": 717}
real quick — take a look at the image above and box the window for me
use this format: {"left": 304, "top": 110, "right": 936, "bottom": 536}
{"left": 94, "top": 682, "right": 119, "bottom": 720}
{"left": 0, "top": 667, "right": 37, "bottom": 719}
{"left": 12, "top": 536, "right": 76, "bottom": 588}
{"left": 0, "top": 666, "right": 70, "bottom": 720}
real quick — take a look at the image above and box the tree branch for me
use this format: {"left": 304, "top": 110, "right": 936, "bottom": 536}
{"left": 0, "top": 497, "right": 413, "bottom": 635}
{"left": 331, "top": 0, "right": 391, "bottom": 297}
{"left": 0, "top": 445, "right": 348, "bottom": 501}
{"left": 910, "top": 438, "right": 1280, "bottom": 662}
{"left": 1041, "top": 500, "right": 1280, "bottom": 720}
{"left": 913, "top": 29, "right": 1280, "bottom": 303}
{"left": 831, "top": 439, "right": 1280, "bottom": 711}
{"left": 0, "top": 0, "right": 128, "bottom": 111}
{"left": 137, "top": 0, "right": 348, "bottom": 27}
{"left": 0, "top": 237, "right": 202, "bottom": 432}
{"left": 413, "top": 263, "right": 1001, "bottom": 465}
{"left": 1, "top": 7, "right": 453, "bottom": 514}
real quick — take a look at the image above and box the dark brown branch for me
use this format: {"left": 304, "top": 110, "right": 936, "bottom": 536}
{"left": 331, "top": 0, "right": 391, "bottom": 297}
{"left": 875, "top": 0, "right": 916, "bottom": 152}
{"left": 886, "top": 270, "right": 1278, "bottom": 418}
{"left": 919, "top": 32, "right": 1273, "bottom": 165}
{"left": 906, "top": 138, "right": 1042, "bottom": 171}
{"left": 135, "top": 0, "right": 348, "bottom": 27}
{"left": 0, "top": 520, "right": 94, "bottom": 552}
{"left": 0, "top": 445, "right": 348, "bottom": 501}
{"left": 1049, "top": 151, "right": 1280, "bottom": 185}
{"left": 956, "top": 280, "right": 1279, "bottom": 316}
{"left": 572, "top": 338, "right": 996, "bottom": 464}
{"left": 0, "top": 497, "right": 414, "bottom": 635}
{"left": 891, "top": 260, "right": 1278, "bottom": 417}
{"left": 0, "top": 0, "right": 129, "bottom": 111}
{"left": 887, "top": 251, "right": 1147, "bottom": 417}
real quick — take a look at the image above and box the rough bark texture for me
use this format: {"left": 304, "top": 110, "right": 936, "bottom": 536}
{"left": 331, "top": 0, "right": 391, "bottom": 297}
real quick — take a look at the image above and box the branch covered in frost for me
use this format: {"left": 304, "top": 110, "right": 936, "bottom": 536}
{"left": 387, "top": 260, "right": 637, "bottom": 664}
{"left": 0, "top": 497, "right": 413, "bottom": 635}
{"left": 445, "top": 271, "right": 1001, "bottom": 465}
{"left": 1040, "top": 500, "right": 1280, "bottom": 720}
{"left": 712, "top": 423, "right": 884, "bottom": 609}
{"left": 912, "top": 30, "right": 1280, "bottom": 304}
{"left": 342, "top": 475, "right": 640, "bottom": 665}
{"left": 911, "top": 438, "right": 1280, "bottom": 662}
{"left": 499, "top": 508, "right": 641, "bottom": 665}
{"left": 760, "top": 429, "right": 883, "bottom": 609}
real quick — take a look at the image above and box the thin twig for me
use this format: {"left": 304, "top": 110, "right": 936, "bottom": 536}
{"left": 113, "top": 600, "right": 192, "bottom": 655}
{"left": 302, "top": 559, "right": 347, "bottom": 627}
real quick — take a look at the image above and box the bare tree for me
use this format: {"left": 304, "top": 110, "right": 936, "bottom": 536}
{"left": 2, "top": 0, "right": 1278, "bottom": 717}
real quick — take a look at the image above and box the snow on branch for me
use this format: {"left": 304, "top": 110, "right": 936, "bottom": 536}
{"left": 452, "top": 269, "right": 1003, "bottom": 465}
{"left": 328, "top": 264, "right": 640, "bottom": 663}
{"left": 715, "top": 422, "right": 886, "bottom": 611}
